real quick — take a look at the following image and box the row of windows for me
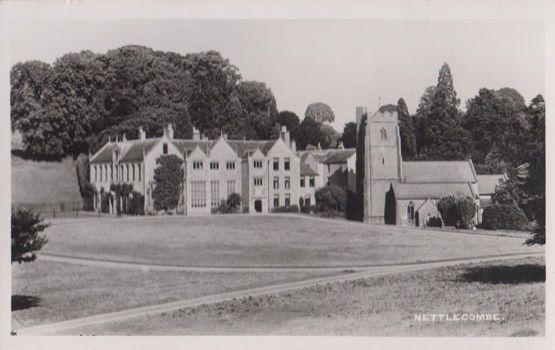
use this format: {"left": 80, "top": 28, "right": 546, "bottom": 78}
{"left": 272, "top": 158, "right": 291, "bottom": 171}
{"left": 273, "top": 194, "right": 291, "bottom": 208}
{"left": 191, "top": 181, "right": 207, "bottom": 208}
{"left": 209, "top": 161, "right": 236, "bottom": 170}
{"left": 273, "top": 177, "right": 291, "bottom": 189}
{"left": 209, "top": 180, "right": 237, "bottom": 208}
{"left": 92, "top": 164, "right": 141, "bottom": 183}
{"left": 300, "top": 176, "right": 315, "bottom": 188}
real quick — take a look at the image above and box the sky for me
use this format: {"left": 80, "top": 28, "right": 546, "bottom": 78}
{"left": 7, "top": 19, "right": 545, "bottom": 131}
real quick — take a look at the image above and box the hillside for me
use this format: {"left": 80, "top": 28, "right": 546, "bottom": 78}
{"left": 11, "top": 154, "right": 82, "bottom": 205}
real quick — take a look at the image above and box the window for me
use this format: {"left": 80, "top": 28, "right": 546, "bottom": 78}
{"left": 126, "top": 164, "right": 130, "bottom": 182}
{"left": 131, "top": 164, "right": 135, "bottom": 181}
{"left": 137, "top": 164, "right": 141, "bottom": 181}
{"left": 226, "top": 180, "right": 236, "bottom": 196}
{"left": 253, "top": 160, "right": 263, "bottom": 169}
{"left": 104, "top": 165, "right": 108, "bottom": 182}
{"left": 273, "top": 158, "right": 279, "bottom": 171}
{"left": 382, "top": 158, "right": 385, "bottom": 165}
{"left": 407, "top": 202, "right": 415, "bottom": 220}
{"left": 254, "top": 177, "right": 263, "bottom": 186}
{"left": 300, "top": 177, "right": 305, "bottom": 187}
{"left": 284, "top": 176, "right": 290, "bottom": 189}
{"left": 380, "top": 128, "right": 387, "bottom": 140}
{"left": 191, "top": 181, "right": 207, "bottom": 208}
{"left": 93, "top": 166, "right": 97, "bottom": 183}
{"left": 273, "top": 196, "right": 279, "bottom": 208}
{"left": 193, "top": 160, "right": 203, "bottom": 170}
{"left": 120, "top": 165, "right": 124, "bottom": 181}
{"left": 226, "top": 161, "right": 235, "bottom": 170}
{"left": 273, "top": 177, "right": 279, "bottom": 189}
{"left": 210, "top": 181, "right": 220, "bottom": 208}
{"left": 284, "top": 158, "right": 290, "bottom": 171}
{"left": 210, "top": 161, "right": 219, "bottom": 170}
{"left": 163, "top": 143, "right": 168, "bottom": 154}
{"left": 114, "top": 166, "right": 118, "bottom": 181}
{"left": 309, "top": 176, "right": 315, "bottom": 187}
{"left": 285, "top": 194, "right": 291, "bottom": 208}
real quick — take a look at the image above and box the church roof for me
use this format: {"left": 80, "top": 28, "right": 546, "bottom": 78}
{"left": 393, "top": 182, "right": 477, "bottom": 200}
{"left": 402, "top": 160, "right": 477, "bottom": 183}
{"left": 477, "top": 173, "right": 508, "bottom": 195}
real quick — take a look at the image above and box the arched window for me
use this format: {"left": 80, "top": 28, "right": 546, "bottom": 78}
{"left": 126, "top": 164, "right": 130, "bottom": 182}
{"left": 407, "top": 202, "right": 415, "bottom": 220}
{"left": 380, "top": 127, "right": 387, "bottom": 140}
{"left": 131, "top": 164, "right": 135, "bottom": 181}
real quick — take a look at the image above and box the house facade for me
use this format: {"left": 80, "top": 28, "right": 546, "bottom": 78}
{"left": 89, "top": 125, "right": 299, "bottom": 215}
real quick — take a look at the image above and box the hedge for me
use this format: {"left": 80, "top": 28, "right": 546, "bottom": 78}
{"left": 272, "top": 205, "right": 299, "bottom": 213}
{"left": 481, "top": 204, "right": 529, "bottom": 230}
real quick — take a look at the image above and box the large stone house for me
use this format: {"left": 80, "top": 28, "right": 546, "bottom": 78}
{"left": 89, "top": 125, "right": 299, "bottom": 214}
{"left": 355, "top": 107, "right": 505, "bottom": 227}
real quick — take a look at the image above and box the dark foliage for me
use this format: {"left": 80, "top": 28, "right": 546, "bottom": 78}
{"left": 12, "top": 295, "right": 42, "bottom": 311}
{"left": 11, "top": 208, "right": 49, "bottom": 263}
{"left": 426, "top": 216, "right": 443, "bottom": 228}
{"left": 152, "top": 155, "right": 184, "bottom": 212}
{"left": 481, "top": 204, "right": 529, "bottom": 231}
{"left": 458, "top": 264, "right": 544, "bottom": 284}
{"left": 81, "top": 183, "right": 96, "bottom": 211}
{"left": 437, "top": 195, "right": 476, "bottom": 229}
{"left": 315, "top": 185, "right": 347, "bottom": 213}
{"left": 340, "top": 122, "right": 357, "bottom": 148}
{"left": 276, "top": 111, "right": 300, "bottom": 133}
{"left": 292, "top": 117, "right": 326, "bottom": 150}
{"left": 272, "top": 205, "right": 300, "bottom": 213}
{"left": 128, "top": 191, "right": 145, "bottom": 215}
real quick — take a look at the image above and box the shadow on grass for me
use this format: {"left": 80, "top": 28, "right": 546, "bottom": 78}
{"left": 458, "top": 264, "right": 545, "bottom": 284}
{"left": 12, "top": 295, "right": 42, "bottom": 311}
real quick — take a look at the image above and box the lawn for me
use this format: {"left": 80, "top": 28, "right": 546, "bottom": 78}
{"left": 40, "top": 215, "right": 543, "bottom": 267}
{"left": 11, "top": 260, "right": 336, "bottom": 329}
{"left": 71, "top": 257, "right": 545, "bottom": 336}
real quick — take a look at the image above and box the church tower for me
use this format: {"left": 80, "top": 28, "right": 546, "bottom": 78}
{"left": 359, "top": 107, "right": 402, "bottom": 223}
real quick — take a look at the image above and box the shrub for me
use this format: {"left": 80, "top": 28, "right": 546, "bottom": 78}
{"left": 426, "top": 216, "right": 443, "bottom": 228}
{"left": 75, "top": 153, "right": 90, "bottom": 199}
{"left": 217, "top": 199, "right": 230, "bottom": 214}
{"left": 152, "top": 155, "right": 184, "bottom": 212}
{"left": 482, "top": 204, "right": 529, "bottom": 230}
{"left": 226, "top": 193, "right": 241, "bottom": 212}
{"left": 11, "top": 208, "right": 49, "bottom": 263}
{"left": 315, "top": 185, "right": 346, "bottom": 212}
{"left": 437, "top": 195, "right": 476, "bottom": 229}
{"left": 81, "top": 183, "right": 96, "bottom": 211}
{"left": 128, "top": 191, "right": 145, "bottom": 215}
{"left": 272, "top": 205, "right": 299, "bottom": 213}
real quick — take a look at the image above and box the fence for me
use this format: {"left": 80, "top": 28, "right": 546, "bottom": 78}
{"left": 12, "top": 201, "right": 86, "bottom": 219}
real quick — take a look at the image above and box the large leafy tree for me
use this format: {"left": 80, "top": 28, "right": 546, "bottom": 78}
{"left": 11, "top": 208, "right": 49, "bottom": 263}
{"left": 276, "top": 111, "right": 300, "bottom": 132}
{"left": 417, "top": 63, "right": 471, "bottom": 160}
{"left": 152, "top": 155, "right": 184, "bottom": 212}
{"left": 320, "top": 124, "right": 340, "bottom": 149}
{"left": 305, "top": 102, "right": 335, "bottom": 124}
{"left": 523, "top": 95, "right": 545, "bottom": 245}
{"left": 340, "top": 122, "right": 357, "bottom": 148}
{"left": 292, "top": 117, "right": 325, "bottom": 150}
{"left": 397, "top": 98, "right": 417, "bottom": 159}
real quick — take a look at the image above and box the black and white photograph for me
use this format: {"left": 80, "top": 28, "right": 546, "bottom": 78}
{"left": 1, "top": 0, "right": 552, "bottom": 348}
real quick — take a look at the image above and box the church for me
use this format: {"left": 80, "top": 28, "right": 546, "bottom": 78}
{"left": 355, "top": 107, "right": 490, "bottom": 227}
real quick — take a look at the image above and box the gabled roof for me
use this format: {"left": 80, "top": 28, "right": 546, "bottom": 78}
{"left": 477, "top": 173, "right": 508, "bottom": 195}
{"left": 301, "top": 163, "right": 319, "bottom": 176}
{"left": 120, "top": 139, "right": 161, "bottom": 161}
{"left": 90, "top": 143, "right": 115, "bottom": 163}
{"left": 172, "top": 139, "right": 213, "bottom": 155}
{"left": 392, "top": 182, "right": 477, "bottom": 200}
{"left": 227, "top": 140, "right": 276, "bottom": 158}
{"left": 402, "top": 160, "right": 477, "bottom": 183}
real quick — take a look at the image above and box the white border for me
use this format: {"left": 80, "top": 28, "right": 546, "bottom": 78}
{"left": 0, "top": 1, "right": 553, "bottom": 349}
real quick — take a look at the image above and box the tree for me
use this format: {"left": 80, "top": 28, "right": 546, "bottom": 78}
{"left": 397, "top": 98, "right": 417, "bottom": 159}
{"left": 152, "top": 155, "right": 184, "bottom": 212}
{"left": 417, "top": 63, "right": 471, "bottom": 160}
{"left": 231, "top": 81, "right": 279, "bottom": 140}
{"left": 276, "top": 111, "right": 300, "bottom": 132}
{"left": 292, "top": 117, "right": 325, "bottom": 150}
{"left": 340, "top": 122, "right": 357, "bottom": 148}
{"left": 315, "top": 185, "right": 347, "bottom": 212}
{"left": 11, "top": 208, "right": 49, "bottom": 263}
{"left": 523, "top": 95, "right": 545, "bottom": 245}
{"left": 320, "top": 124, "right": 340, "bottom": 148}
{"left": 305, "top": 102, "right": 335, "bottom": 124}
{"left": 226, "top": 193, "right": 242, "bottom": 212}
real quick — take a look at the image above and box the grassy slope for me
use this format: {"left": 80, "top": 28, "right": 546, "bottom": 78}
{"left": 11, "top": 154, "right": 82, "bottom": 205}
{"left": 77, "top": 257, "right": 545, "bottom": 336}
{"left": 41, "top": 215, "right": 543, "bottom": 267}
{"left": 11, "top": 260, "right": 336, "bottom": 329}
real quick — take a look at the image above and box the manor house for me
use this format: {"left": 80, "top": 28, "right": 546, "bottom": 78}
{"left": 89, "top": 125, "right": 300, "bottom": 214}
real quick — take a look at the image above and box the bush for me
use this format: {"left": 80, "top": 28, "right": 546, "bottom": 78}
{"left": 81, "top": 183, "right": 96, "bottom": 211}
{"left": 437, "top": 195, "right": 476, "bottom": 229}
{"left": 128, "top": 191, "right": 145, "bottom": 215}
{"left": 426, "top": 216, "right": 443, "bottom": 228}
{"left": 100, "top": 188, "right": 111, "bottom": 213}
{"left": 217, "top": 199, "right": 230, "bottom": 214}
{"left": 272, "top": 205, "right": 299, "bottom": 213}
{"left": 11, "top": 208, "right": 49, "bottom": 263}
{"left": 482, "top": 204, "right": 529, "bottom": 230}
{"left": 315, "top": 185, "right": 346, "bottom": 212}
{"left": 152, "top": 155, "right": 184, "bottom": 212}
{"left": 226, "top": 193, "right": 241, "bottom": 212}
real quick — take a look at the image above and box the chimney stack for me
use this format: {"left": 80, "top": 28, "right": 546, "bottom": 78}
{"left": 280, "top": 125, "right": 290, "bottom": 146}
{"left": 138, "top": 127, "right": 146, "bottom": 140}
{"left": 193, "top": 127, "right": 201, "bottom": 141}
{"left": 291, "top": 139, "right": 296, "bottom": 152}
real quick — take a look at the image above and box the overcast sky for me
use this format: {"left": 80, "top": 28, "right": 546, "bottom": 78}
{"left": 8, "top": 19, "right": 545, "bottom": 131}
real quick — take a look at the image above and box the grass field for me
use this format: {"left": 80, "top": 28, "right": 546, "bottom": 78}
{"left": 69, "top": 256, "right": 545, "bottom": 336}
{"left": 11, "top": 260, "right": 336, "bottom": 329}
{"left": 40, "top": 215, "right": 542, "bottom": 267}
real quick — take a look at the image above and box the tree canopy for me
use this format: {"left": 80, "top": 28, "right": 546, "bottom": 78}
{"left": 152, "top": 155, "right": 184, "bottom": 212}
{"left": 340, "top": 122, "right": 357, "bottom": 148}
{"left": 305, "top": 102, "right": 335, "bottom": 124}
